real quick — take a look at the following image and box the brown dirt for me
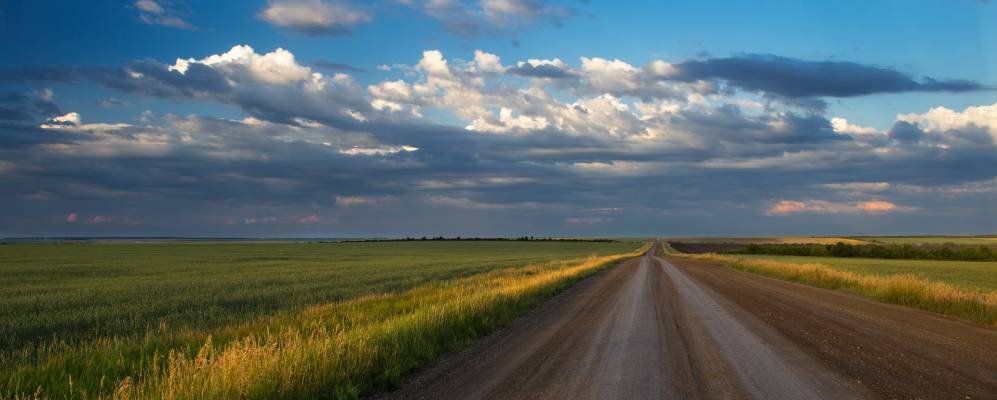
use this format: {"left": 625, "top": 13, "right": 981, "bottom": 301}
{"left": 378, "top": 245, "right": 997, "bottom": 400}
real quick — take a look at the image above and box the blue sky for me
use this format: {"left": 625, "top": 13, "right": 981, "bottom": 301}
{"left": 1, "top": 1, "right": 995, "bottom": 237}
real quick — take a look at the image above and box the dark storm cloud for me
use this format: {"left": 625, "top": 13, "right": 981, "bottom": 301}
{"left": 668, "top": 54, "right": 989, "bottom": 98}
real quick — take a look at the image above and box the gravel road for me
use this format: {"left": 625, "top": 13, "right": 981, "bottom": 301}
{"left": 381, "top": 245, "right": 997, "bottom": 399}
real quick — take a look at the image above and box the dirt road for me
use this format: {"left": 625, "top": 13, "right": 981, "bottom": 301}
{"left": 382, "top": 245, "right": 997, "bottom": 399}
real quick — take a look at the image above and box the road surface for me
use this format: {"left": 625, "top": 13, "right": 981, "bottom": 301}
{"left": 382, "top": 245, "right": 997, "bottom": 399}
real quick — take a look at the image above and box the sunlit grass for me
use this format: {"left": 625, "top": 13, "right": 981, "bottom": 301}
{"left": 664, "top": 243, "right": 997, "bottom": 326}
{"left": 1, "top": 242, "right": 647, "bottom": 399}
{"left": 852, "top": 236, "right": 997, "bottom": 246}
{"left": 665, "top": 236, "right": 867, "bottom": 244}
{"left": 736, "top": 255, "right": 997, "bottom": 292}
{"left": 0, "top": 241, "right": 637, "bottom": 351}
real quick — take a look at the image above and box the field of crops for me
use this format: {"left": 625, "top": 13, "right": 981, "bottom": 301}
{"left": 737, "top": 254, "right": 997, "bottom": 292}
{"left": 852, "top": 236, "right": 997, "bottom": 246}
{"left": 666, "top": 236, "right": 866, "bottom": 244}
{"left": 0, "top": 240, "right": 643, "bottom": 399}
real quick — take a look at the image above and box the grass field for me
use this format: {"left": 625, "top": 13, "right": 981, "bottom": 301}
{"left": 851, "top": 236, "right": 997, "bottom": 246}
{"left": 667, "top": 236, "right": 997, "bottom": 246}
{"left": 738, "top": 255, "right": 997, "bottom": 292}
{"left": 667, "top": 236, "right": 866, "bottom": 245}
{"left": 665, "top": 241, "right": 997, "bottom": 327}
{"left": 0, "top": 240, "right": 643, "bottom": 399}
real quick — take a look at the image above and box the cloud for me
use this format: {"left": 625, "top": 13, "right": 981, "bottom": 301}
{"left": 823, "top": 182, "right": 892, "bottom": 192}
{"left": 42, "top": 112, "right": 81, "bottom": 127}
{"left": 258, "top": 0, "right": 370, "bottom": 35}
{"left": 88, "top": 215, "right": 113, "bottom": 224}
{"left": 857, "top": 200, "right": 899, "bottom": 212}
{"left": 312, "top": 60, "right": 366, "bottom": 73}
{"left": 565, "top": 216, "right": 612, "bottom": 224}
{"left": 408, "top": 0, "right": 574, "bottom": 37}
{"left": 335, "top": 196, "right": 375, "bottom": 206}
{"left": 767, "top": 199, "right": 911, "bottom": 215}
{"left": 3, "top": 46, "right": 996, "bottom": 236}
{"left": 132, "top": 0, "right": 195, "bottom": 30}
{"left": 887, "top": 121, "right": 924, "bottom": 143}
{"left": 668, "top": 54, "right": 988, "bottom": 98}
{"left": 831, "top": 117, "right": 879, "bottom": 135}
{"left": 506, "top": 58, "right": 576, "bottom": 79}
{"left": 481, "top": 0, "right": 570, "bottom": 25}
{"left": 338, "top": 145, "right": 418, "bottom": 156}
{"left": 97, "top": 98, "right": 125, "bottom": 108}
{"left": 296, "top": 214, "right": 322, "bottom": 223}
{"left": 897, "top": 103, "right": 997, "bottom": 143}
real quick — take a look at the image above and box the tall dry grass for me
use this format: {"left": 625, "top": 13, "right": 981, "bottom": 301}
{"left": 4, "top": 244, "right": 648, "bottom": 400}
{"left": 663, "top": 242, "right": 997, "bottom": 326}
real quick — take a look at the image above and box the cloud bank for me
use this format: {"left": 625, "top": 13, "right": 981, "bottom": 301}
{"left": 0, "top": 46, "right": 994, "bottom": 236}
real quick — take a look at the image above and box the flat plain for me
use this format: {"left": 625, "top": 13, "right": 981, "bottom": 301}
{"left": 851, "top": 236, "right": 997, "bottom": 245}
{"left": 0, "top": 240, "right": 640, "bottom": 399}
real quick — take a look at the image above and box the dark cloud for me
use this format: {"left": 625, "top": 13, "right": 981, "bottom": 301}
{"left": 887, "top": 121, "right": 924, "bottom": 142}
{"left": 2, "top": 49, "right": 995, "bottom": 237}
{"left": 506, "top": 63, "right": 577, "bottom": 79}
{"left": 669, "top": 54, "right": 989, "bottom": 98}
{"left": 0, "top": 91, "right": 61, "bottom": 120}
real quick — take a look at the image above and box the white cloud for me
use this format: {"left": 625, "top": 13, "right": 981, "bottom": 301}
{"left": 473, "top": 50, "right": 505, "bottom": 74}
{"left": 44, "top": 112, "right": 81, "bottom": 126}
{"left": 40, "top": 112, "right": 133, "bottom": 132}
{"left": 466, "top": 107, "right": 549, "bottom": 133}
{"left": 258, "top": 0, "right": 370, "bottom": 35}
{"left": 169, "top": 45, "right": 312, "bottom": 85}
{"left": 338, "top": 145, "right": 418, "bottom": 156}
{"left": 831, "top": 117, "right": 879, "bottom": 135}
{"left": 580, "top": 57, "right": 641, "bottom": 94}
{"left": 897, "top": 103, "right": 997, "bottom": 142}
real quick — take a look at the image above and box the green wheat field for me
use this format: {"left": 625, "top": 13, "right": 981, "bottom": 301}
{"left": 0, "top": 240, "right": 642, "bottom": 399}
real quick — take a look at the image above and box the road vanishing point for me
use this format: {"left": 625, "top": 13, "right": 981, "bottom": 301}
{"left": 383, "top": 244, "right": 997, "bottom": 400}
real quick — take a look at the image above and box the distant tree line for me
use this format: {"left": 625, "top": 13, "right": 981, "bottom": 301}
{"left": 339, "top": 236, "right": 617, "bottom": 243}
{"left": 731, "top": 242, "right": 997, "bottom": 261}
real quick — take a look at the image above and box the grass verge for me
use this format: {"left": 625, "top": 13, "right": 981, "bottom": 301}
{"left": 662, "top": 242, "right": 997, "bottom": 326}
{"left": 3, "top": 244, "right": 648, "bottom": 400}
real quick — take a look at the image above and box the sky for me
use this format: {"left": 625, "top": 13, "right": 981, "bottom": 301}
{"left": 0, "top": 0, "right": 995, "bottom": 237}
